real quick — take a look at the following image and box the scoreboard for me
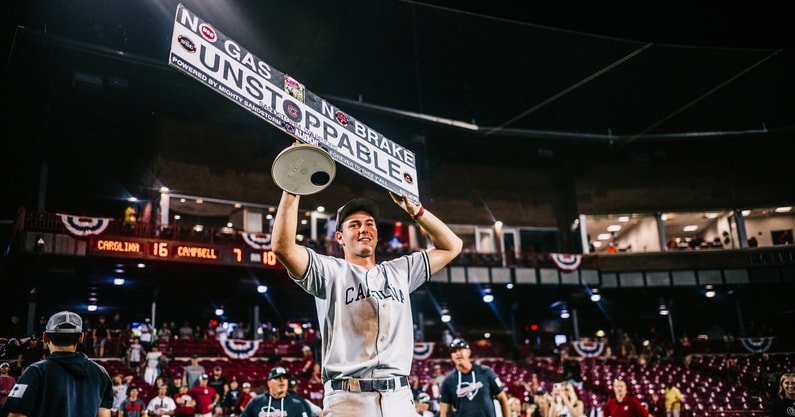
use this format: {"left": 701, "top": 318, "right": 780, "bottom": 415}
{"left": 89, "top": 237, "right": 281, "bottom": 268}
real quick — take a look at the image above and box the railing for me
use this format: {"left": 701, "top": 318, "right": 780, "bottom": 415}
{"left": 7, "top": 208, "right": 795, "bottom": 271}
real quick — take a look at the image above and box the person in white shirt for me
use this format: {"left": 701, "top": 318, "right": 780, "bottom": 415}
{"left": 144, "top": 344, "right": 163, "bottom": 386}
{"left": 147, "top": 384, "right": 177, "bottom": 416}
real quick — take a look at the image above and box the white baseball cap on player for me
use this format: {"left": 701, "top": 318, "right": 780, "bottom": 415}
{"left": 45, "top": 311, "right": 83, "bottom": 334}
{"left": 336, "top": 198, "right": 380, "bottom": 231}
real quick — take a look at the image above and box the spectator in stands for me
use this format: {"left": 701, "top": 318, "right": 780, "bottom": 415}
{"left": 308, "top": 363, "right": 322, "bottom": 384}
{"left": 127, "top": 336, "right": 144, "bottom": 376}
{"left": 207, "top": 365, "right": 228, "bottom": 415}
{"left": 108, "top": 314, "right": 127, "bottom": 361}
{"left": 119, "top": 385, "right": 146, "bottom": 417}
{"left": 192, "top": 324, "right": 205, "bottom": 340}
{"left": 239, "top": 367, "right": 311, "bottom": 417}
{"left": 271, "top": 192, "right": 462, "bottom": 417}
{"left": 416, "top": 392, "right": 435, "bottom": 417}
{"left": 182, "top": 354, "right": 205, "bottom": 388}
{"left": 189, "top": 374, "right": 219, "bottom": 417}
{"left": 173, "top": 383, "right": 196, "bottom": 417}
{"left": 111, "top": 374, "right": 134, "bottom": 416}
{"left": 118, "top": 323, "right": 133, "bottom": 365}
{"left": 771, "top": 373, "right": 795, "bottom": 417}
{"left": 32, "top": 316, "right": 47, "bottom": 341}
{"left": 268, "top": 345, "right": 283, "bottom": 363}
{"left": 220, "top": 378, "right": 241, "bottom": 415}
{"left": 146, "top": 383, "right": 177, "bottom": 416}
{"left": 178, "top": 321, "right": 193, "bottom": 340}
{"left": 167, "top": 375, "right": 184, "bottom": 397}
{"left": 231, "top": 322, "right": 249, "bottom": 339}
{"left": 138, "top": 318, "right": 154, "bottom": 352}
{"left": 424, "top": 375, "right": 443, "bottom": 415}
{"left": 529, "top": 387, "right": 552, "bottom": 417}
{"left": 233, "top": 382, "right": 256, "bottom": 415}
{"left": 561, "top": 351, "right": 583, "bottom": 390}
{"left": 508, "top": 395, "right": 524, "bottom": 417}
{"left": 439, "top": 338, "right": 510, "bottom": 417}
{"left": 16, "top": 335, "right": 45, "bottom": 375}
{"left": 549, "top": 381, "right": 584, "bottom": 417}
{"left": 93, "top": 315, "right": 112, "bottom": 358}
{"left": 603, "top": 378, "right": 652, "bottom": 417}
{"left": 144, "top": 344, "right": 164, "bottom": 386}
{"left": 663, "top": 383, "right": 683, "bottom": 417}
{"left": 298, "top": 345, "right": 314, "bottom": 379}
{"left": 158, "top": 322, "right": 173, "bottom": 343}
{"left": 0, "top": 362, "right": 16, "bottom": 406}
{"left": 646, "top": 391, "right": 665, "bottom": 417}
{"left": 409, "top": 375, "right": 422, "bottom": 400}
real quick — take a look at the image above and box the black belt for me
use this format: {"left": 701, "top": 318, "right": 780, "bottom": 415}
{"left": 330, "top": 376, "right": 409, "bottom": 392}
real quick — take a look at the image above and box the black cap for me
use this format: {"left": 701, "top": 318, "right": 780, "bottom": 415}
{"left": 268, "top": 366, "right": 289, "bottom": 380}
{"left": 336, "top": 198, "right": 380, "bottom": 231}
{"left": 535, "top": 387, "right": 548, "bottom": 395}
{"left": 449, "top": 338, "right": 470, "bottom": 352}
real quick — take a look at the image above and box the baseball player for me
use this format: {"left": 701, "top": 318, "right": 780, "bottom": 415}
{"left": 272, "top": 190, "right": 463, "bottom": 417}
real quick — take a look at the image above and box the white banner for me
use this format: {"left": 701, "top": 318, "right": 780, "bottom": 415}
{"left": 168, "top": 4, "right": 420, "bottom": 202}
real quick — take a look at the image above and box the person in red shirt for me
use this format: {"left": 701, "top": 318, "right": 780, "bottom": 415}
{"left": 0, "top": 362, "right": 17, "bottom": 406}
{"left": 233, "top": 382, "right": 256, "bottom": 415}
{"left": 173, "top": 384, "right": 195, "bottom": 417}
{"left": 603, "top": 378, "right": 653, "bottom": 417}
{"left": 188, "top": 374, "right": 218, "bottom": 417}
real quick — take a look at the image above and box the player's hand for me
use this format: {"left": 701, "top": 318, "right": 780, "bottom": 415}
{"left": 389, "top": 192, "right": 421, "bottom": 217}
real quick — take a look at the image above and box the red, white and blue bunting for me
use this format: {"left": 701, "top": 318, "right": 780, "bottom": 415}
{"left": 738, "top": 337, "right": 774, "bottom": 353}
{"left": 57, "top": 213, "right": 113, "bottom": 237}
{"left": 413, "top": 342, "right": 436, "bottom": 360}
{"left": 240, "top": 232, "right": 272, "bottom": 250}
{"left": 572, "top": 341, "right": 605, "bottom": 358}
{"left": 217, "top": 335, "right": 263, "bottom": 359}
{"left": 551, "top": 253, "right": 582, "bottom": 271}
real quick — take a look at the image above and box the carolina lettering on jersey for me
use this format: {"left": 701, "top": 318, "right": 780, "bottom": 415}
{"left": 344, "top": 282, "right": 405, "bottom": 305}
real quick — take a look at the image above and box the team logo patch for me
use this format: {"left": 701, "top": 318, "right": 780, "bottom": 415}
{"left": 335, "top": 111, "right": 349, "bottom": 126}
{"left": 177, "top": 35, "right": 197, "bottom": 53}
{"left": 283, "top": 101, "right": 302, "bottom": 122}
{"left": 199, "top": 23, "right": 217, "bottom": 42}
{"left": 456, "top": 380, "right": 484, "bottom": 400}
{"left": 403, "top": 172, "right": 414, "bottom": 184}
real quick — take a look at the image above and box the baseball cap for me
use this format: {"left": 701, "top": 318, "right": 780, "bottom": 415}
{"left": 535, "top": 387, "right": 548, "bottom": 395}
{"left": 336, "top": 198, "right": 380, "bottom": 231}
{"left": 201, "top": 374, "right": 209, "bottom": 379}
{"left": 45, "top": 311, "right": 83, "bottom": 334}
{"left": 449, "top": 338, "right": 470, "bottom": 352}
{"left": 418, "top": 393, "right": 431, "bottom": 403}
{"left": 0, "top": 362, "right": 9, "bottom": 369}
{"left": 268, "top": 367, "right": 289, "bottom": 380}
{"left": 242, "top": 382, "right": 251, "bottom": 388}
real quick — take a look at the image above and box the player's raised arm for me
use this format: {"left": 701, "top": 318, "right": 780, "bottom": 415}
{"left": 272, "top": 191, "right": 310, "bottom": 279}
{"left": 390, "top": 192, "right": 463, "bottom": 274}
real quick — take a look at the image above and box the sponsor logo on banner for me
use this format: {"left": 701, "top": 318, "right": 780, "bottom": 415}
{"left": 168, "top": 4, "right": 420, "bottom": 202}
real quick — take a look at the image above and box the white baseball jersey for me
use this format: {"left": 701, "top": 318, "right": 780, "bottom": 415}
{"left": 292, "top": 247, "right": 430, "bottom": 382}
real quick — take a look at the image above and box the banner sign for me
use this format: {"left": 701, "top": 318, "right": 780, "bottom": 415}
{"left": 168, "top": 4, "right": 420, "bottom": 202}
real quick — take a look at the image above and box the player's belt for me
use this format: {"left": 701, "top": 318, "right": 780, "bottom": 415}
{"left": 329, "top": 376, "right": 409, "bottom": 392}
